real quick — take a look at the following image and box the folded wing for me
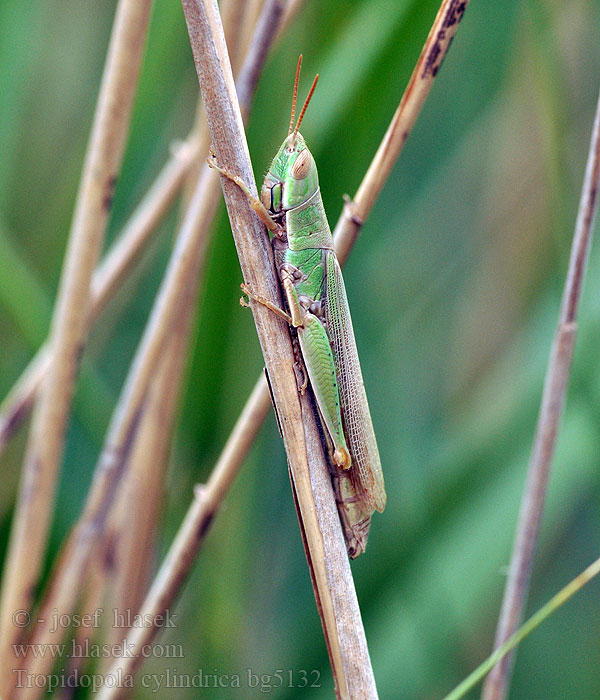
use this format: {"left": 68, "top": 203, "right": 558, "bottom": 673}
{"left": 324, "top": 251, "right": 386, "bottom": 513}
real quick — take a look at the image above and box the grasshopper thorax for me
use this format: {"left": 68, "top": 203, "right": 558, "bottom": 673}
{"left": 260, "top": 132, "right": 319, "bottom": 217}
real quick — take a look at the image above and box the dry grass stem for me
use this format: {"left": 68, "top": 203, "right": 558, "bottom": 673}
{"left": 155, "top": 0, "right": 472, "bottom": 614}
{"left": 482, "top": 88, "right": 600, "bottom": 700}
{"left": 0, "top": 0, "right": 290, "bottom": 454}
{"left": 221, "top": 0, "right": 250, "bottom": 77}
{"left": 0, "top": 0, "right": 153, "bottom": 692}
{"left": 94, "top": 377, "right": 273, "bottom": 700}
{"left": 13, "top": 2, "right": 286, "bottom": 691}
{"left": 106, "top": 313, "right": 193, "bottom": 646}
{"left": 90, "top": 40, "right": 456, "bottom": 681}
{"left": 333, "top": 0, "right": 470, "bottom": 263}
{"left": 54, "top": 540, "right": 108, "bottom": 700}
{"left": 236, "top": 0, "right": 285, "bottom": 112}
{"left": 239, "top": 0, "right": 266, "bottom": 58}
{"left": 2, "top": 0, "right": 473, "bottom": 693}
{"left": 181, "top": 0, "right": 377, "bottom": 696}
{"left": 106, "top": 0, "right": 260, "bottom": 647}
{"left": 0, "top": 138, "right": 198, "bottom": 453}
{"left": 14, "top": 165, "right": 221, "bottom": 699}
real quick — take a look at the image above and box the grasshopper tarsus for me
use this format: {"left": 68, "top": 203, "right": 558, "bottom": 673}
{"left": 293, "top": 361, "right": 308, "bottom": 395}
{"left": 334, "top": 447, "right": 352, "bottom": 470}
{"left": 292, "top": 338, "right": 309, "bottom": 395}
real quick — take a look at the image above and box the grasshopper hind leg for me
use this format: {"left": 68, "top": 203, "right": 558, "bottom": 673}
{"left": 296, "top": 313, "right": 351, "bottom": 470}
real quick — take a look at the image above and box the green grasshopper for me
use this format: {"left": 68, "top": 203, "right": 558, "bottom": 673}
{"left": 210, "top": 56, "right": 386, "bottom": 557}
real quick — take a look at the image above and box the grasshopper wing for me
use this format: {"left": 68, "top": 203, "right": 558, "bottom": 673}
{"left": 324, "top": 251, "right": 386, "bottom": 513}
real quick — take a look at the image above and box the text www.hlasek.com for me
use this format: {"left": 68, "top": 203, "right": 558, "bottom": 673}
{"left": 12, "top": 638, "right": 183, "bottom": 659}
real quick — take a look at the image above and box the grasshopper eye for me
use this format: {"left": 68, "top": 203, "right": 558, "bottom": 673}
{"left": 291, "top": 149, "right": 311, "bottom": 179}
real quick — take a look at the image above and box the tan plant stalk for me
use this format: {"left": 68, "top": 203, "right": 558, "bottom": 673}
{"left": 333, "top": 0, "right": 470, "bottom": 262}
{"left": 0, "top": 0, "right": 298, "bottom": 453}
{"left": 12, "top": 3, "right": 287, "bottom": 695}
{"left": 12, "top": 165, "right": 221, "bottom": 700}
{"left": 54, "top": 539, "right": 109, "bottom": 700}
{"left": 94, "top": 377, "right": 273, "bottom": 700}
{"left": 6, "top": 0, "right": 470, "bottom": 693}
{"left": 184, "top": 0, "right": 239, "bottom": 203}
{"left": 0, "top": 138, "right": 198, "bottom": 453}
{"left": 0, "top": 0, "right": 316, "bottom": 462}
{"left": 0, "top": 0, "right": 153, "bottom": 692}
{"left": 482, "top": 88, "right": 600, "bottom": 700}
{"left": 104, "top": 305, "right": 195, "bottom": 646}
{"left": 101, "top": 131, "right": 208, "bottom": 656}
{"left": 239, "top": 0, "right": 265, "bottom": 59}
{"left": 105, "top": 0, "right": 260, "bottom": 645}
{"left": 0, "top": 0, "right": 301, "bottom": 458}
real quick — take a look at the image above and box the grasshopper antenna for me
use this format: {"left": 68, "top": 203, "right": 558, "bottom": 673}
{"left": 292, "top": 73, "right": 319, "bottom": 144}
{"left": 288, "top": 55, "right": 303, "bottom": 136}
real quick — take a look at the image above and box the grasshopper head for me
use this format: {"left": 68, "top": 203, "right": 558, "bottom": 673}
{"left": 260, "top": 58, "right": 320, "bottom": 218}
{"left": 260, "top": 132, "right": 319, "bottom": 215}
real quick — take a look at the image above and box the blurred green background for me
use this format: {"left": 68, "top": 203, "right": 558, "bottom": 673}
{"left": 1, "top": 0, "right": 600, "bottom": 698}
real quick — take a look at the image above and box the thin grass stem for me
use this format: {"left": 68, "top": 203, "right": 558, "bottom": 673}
{"left": 482, "top": 87, "right": 600, "bottom": 700}
{"left": 0, "top": 139, "right": 198, "bottom": 453}
{"left": 13, "top": 164, "right": 221, "bottom": 700}
{"left": 0, "top": 1, "right": 153, "bottom": 693}
{"left": 333, "top": 0, "right": 470, "bottom": 263}
{"left": 11, "top": 3, "right": 286, "bottom": 695}
{"left": 105, "top": 0, "right": 257, "bottom": 652}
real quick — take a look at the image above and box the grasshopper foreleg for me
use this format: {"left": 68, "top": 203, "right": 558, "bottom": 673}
{"left": 207, "top": 151, "right": 283, "bottom": 234}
